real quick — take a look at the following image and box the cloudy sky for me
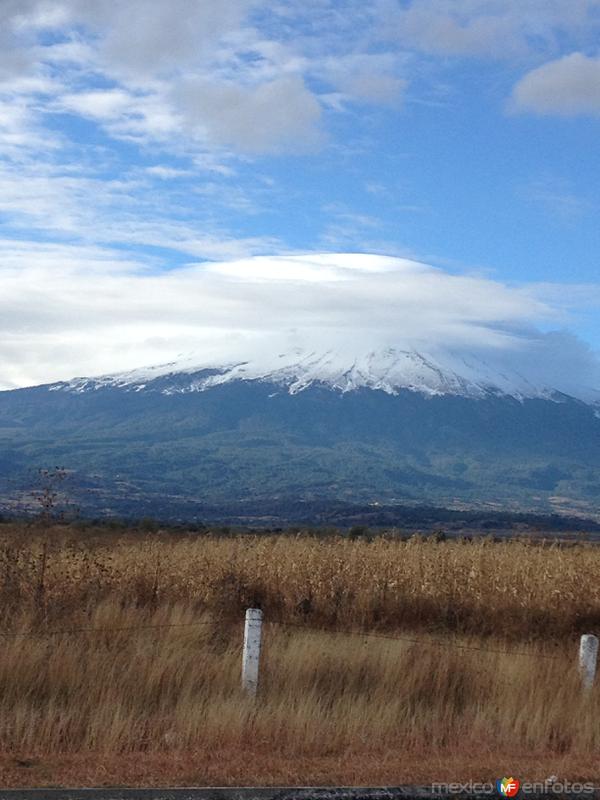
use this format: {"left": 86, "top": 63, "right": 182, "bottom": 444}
{"left": 1, "top": 0, "right": 600, "bottom": 389}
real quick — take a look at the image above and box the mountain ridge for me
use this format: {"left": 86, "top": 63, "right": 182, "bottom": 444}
{"left": 1, "top": 363, "right": 599, "bottom": 519}
{"left": 48, "top": 346, "right": 599, "bottom": 406}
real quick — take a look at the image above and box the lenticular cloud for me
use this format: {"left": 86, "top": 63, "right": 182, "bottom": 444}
{"left": 0, "top": 250, "right": 598, "bottom": 399}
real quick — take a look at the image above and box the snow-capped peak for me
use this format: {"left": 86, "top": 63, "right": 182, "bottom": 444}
{"left": 52, "top": 345, "right": 596, "bottom": 403}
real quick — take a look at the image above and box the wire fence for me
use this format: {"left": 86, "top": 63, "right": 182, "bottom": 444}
{"left": 0, "top": 613, "right": 564, "bottom": 661}
{"left": 269, "top": 619, "right": 563, "bottom": 659}
{"left": 1, "top": 609, "right": 590, "bottom": 699}
{"left": 0, "top": 619, "right": 225, "bottom": 639}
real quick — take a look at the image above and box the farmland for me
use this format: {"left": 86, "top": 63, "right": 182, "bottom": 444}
{"left": 1, "top": 522, "right": 599, "bottom": 785}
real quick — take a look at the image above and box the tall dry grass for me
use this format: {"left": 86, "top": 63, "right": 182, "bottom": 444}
{"left": 0, "top": 599, "right": 596, "bottom": 760}
{"left": 1, "top": 523, "right": 600, "bottom": 782}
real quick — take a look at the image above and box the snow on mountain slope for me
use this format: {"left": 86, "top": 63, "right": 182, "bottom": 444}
{"left": 51, "top": 346, "right": 589, "bottom": 403}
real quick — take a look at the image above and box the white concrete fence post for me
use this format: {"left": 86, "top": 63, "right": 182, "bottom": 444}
{"left": 579, "top": 634, "right": 599, "bottom": 690}
{"left": 242, "top": 608, "right": 263, "bottom": 697}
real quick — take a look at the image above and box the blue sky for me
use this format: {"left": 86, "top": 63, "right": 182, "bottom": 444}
{"left": 1, "top": 0, "right": 600, "bottom": 388}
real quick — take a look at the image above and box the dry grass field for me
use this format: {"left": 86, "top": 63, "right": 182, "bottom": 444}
{"left": 1, "top": 522, "right": 600, "bottom": 786}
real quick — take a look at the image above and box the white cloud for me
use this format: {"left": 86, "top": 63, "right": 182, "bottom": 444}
{"left": 59, "top": 89, "right": 133, "bottom": 120}
{"left": 0, "top": 96, "right": 62, "bottom": 160}
{"left": 0, "top": 251, "right": 598, "bottom": 396}
{"left": 380, "top": 0, "right": 600, "bottom": 58}
{"left": 313, "top": 51, "right": 407, "bottom": 108}
{"left": 523, "top": 177, "right": 593, "bottom": 220}
{"left": 0, "top": 1, "right": 38, "bottom": 79}
{"left": 512, "top": 53, "right": 600, "bottom": 115}
{"left": 0, "top": 149, "right": 281, "bottom": 261}
{"left": 0, "top": 0, "right": 416, "bottom": 158}
{"left": 74, "top": 0, "right": 255, "bottom": 77}
{"left": 145, "top": 166, "right": 189, "bottom": 180}
{"left": 174, "top": 75, "right": 324, "bottom": 154}
{"left": 56, "top": 75, "right": 325, "bottom": 155}
{"left": 341, "top": 73, "right": 406, "bottom": 106}
{"left": 0, "top": 0, "right": 598, "bottom": 165}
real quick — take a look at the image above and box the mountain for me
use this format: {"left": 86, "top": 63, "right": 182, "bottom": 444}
{"left": 1, "top": 346, "right": 599, "bottom": 521}
{"left": 55, "top": 346, "right": 599, "bottom": 402}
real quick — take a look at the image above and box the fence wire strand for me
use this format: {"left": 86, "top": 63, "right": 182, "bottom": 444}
{"left": 268, "top": 619, "right": 563, "bottom": 660}
{"left": 0, "top": 619, "right": 221, "bottom": 639}
{"left": 0, "top": 613, "right": 566, "bottom": 660}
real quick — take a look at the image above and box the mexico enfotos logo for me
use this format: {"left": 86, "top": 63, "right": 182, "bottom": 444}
{"left": 431, "top": 777, "right": 595, "bottom": 795}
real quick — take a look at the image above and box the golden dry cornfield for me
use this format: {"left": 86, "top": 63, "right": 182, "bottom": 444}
{"left": 1, "top": 522, "right": 599, "bottom": 638}
{"left": 1, "top": 522, "right": 600, "bottom": 786}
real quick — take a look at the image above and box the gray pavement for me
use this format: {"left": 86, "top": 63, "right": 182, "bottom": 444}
{"left": 0, "top": 790, "right": 431, "bottom": 800}
{"left": 0, "top": 788, "right": 596, "bottom": 800}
